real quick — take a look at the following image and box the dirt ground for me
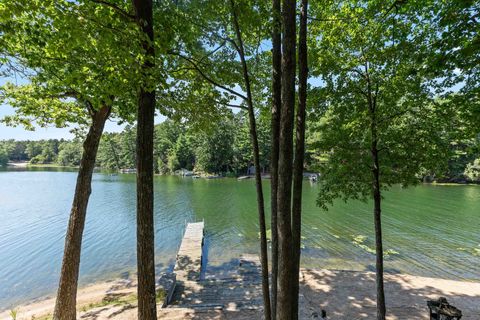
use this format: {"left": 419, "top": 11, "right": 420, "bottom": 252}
{"left": 1, "top": 269, "right": 479, "bottom": 320}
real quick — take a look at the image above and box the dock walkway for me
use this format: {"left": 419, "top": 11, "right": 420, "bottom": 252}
{"left": 168, "top": 222, "right": 263, "bottom": 311}
{"left": 174, "top": 221, "right": 204, "bottom": 282}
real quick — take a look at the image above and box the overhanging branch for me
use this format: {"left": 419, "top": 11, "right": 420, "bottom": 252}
{"left": 168, "top": 51, "right": 248, "bottom": 101}
{"left": 89, "top": 0, "right": 135, "bottom": 21}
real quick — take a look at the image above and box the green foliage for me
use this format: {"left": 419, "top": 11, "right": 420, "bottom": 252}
{"left": 79, "top": 293, "right": 137, "bottom": 312}
{"left": 0, "top": 140, "right": 28, "bottom": 161}
{"left": 0, "top": 148, "right": 8, "bottom": 167}
{"left": 96, "top": 126, "right": 136, "bottom": 170}
{"left": 0, "top": 0, "right": 144, "bottom": 133}
{"left": 464, "top": 158, "right": 480, "bottom": 182}
{"left": 416, "top": 1, "right": 480, "bottom": 132}
{"left": 57, "top": 140, "right": 83, "bottom": 166}
{"left": 154, "top": 120, "right": 182, "bottom": 173}
{"left": 310, "top": 0, "right": 453, "bottom": 208}
{"left": 194, "top": 119, "right": 235, "bottom": 173}
{"left": 155, "top": 289, "right": 166, "bottom": 303}
{"left": 160, "top": 0, "right": 271, "bottom": 129}
{"left": 0, "top": 139, "right": 63, "bottom": 164}
{"left": 9, "top": 309, "right": 17, "bottom": 320}
{"left": 169, "top": 134, "right": 195, "bottom": 172}
{"left": 102, "top": 114, "right": 271, "bottom": 174}
{"left": 231, "top": 111, "right": 271, "bottom": 174}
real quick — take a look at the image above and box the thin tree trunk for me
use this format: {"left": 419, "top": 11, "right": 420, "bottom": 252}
{"left": 291, "top": 0, "right": 308, "bottom": 318}
{"left": 132, "top": 0, "right": 157, "bottom": 319}
{"left": 270, "top": 0, "right": 282, "bottom": 317}
{"left": 230, "top": 1, "right": 271, "bottom": 318}
{"left": 367, "top": 63, "right": 386, "bottom": 320}
{"left": 277, "top": 0, "right": 296, "bottom": 318}
{"left": 53, "top": 105, "right": 111, "bottom": 320}
{"left": 372, "top": 138, "right": 386, "bottom": 320}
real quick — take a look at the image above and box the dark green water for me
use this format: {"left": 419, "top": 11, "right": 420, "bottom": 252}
{"left": 0, "top": 168, "right": 479, "bottom": 309}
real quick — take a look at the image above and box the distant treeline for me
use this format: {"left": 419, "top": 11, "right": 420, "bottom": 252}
{"left": 1, "top": 114, "right": 479, "bottom": 182}
{"left": 0, "top": 113, "right": 271, "bottom": 175}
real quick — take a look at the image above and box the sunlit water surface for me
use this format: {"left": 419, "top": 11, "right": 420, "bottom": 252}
{"left": 0, "top": 167, "right": 479, "bottom": 309}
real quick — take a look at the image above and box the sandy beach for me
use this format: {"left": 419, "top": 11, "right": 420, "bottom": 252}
{"left": 1, "top": 269, "right": 479, "bottom": 320}
{"left": 6, "top": 162, "right": 29, "bottom": 168}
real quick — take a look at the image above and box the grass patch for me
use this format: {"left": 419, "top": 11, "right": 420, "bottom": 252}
{"left": 9, "top": 309, "right": 17, "bottom": 320}
{"left": 258, "top": 229, "right": 272, "bottom": 241}
{"left": 78, "top": 293, "right": 137, "bottom": 313}
{"left": 156, "top": 288, "right": 166, "bottom": 303}
{"left": 31, "top": 314, "right": 53, "bottom": 320}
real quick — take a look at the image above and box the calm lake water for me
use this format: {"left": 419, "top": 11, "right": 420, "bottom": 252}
{"left": 0, "top": 168, "right": 479, "bottom": 309}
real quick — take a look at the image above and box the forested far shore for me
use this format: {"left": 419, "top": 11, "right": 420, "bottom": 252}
{"left": 2, "top": 113, "right": 479, "bottom": 183}
{"left": 0, "top": 113, "right": 271, "bottom": 176}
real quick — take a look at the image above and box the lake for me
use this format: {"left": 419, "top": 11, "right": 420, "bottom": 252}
{"left": 0, "top": 168, "right": 479, "bottom": 309}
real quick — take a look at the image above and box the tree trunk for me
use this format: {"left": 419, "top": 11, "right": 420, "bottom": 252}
{"left": 372, "top": 144, "right": 386, "bottom": 320}
{"left": 230, "top": 1, "right": 271, "bottom": 318}
{"left": 270, "top": 0, "right": 281, "bottom": 316}
{"left": 132, "top": 0, "right": 157, "bottom": 319}
{"left": 277, "top": 0, "right": 296, "bottom": 318}
{"left": 53, "top": 105, "right": 111, "bottom": 320}
{"left": 291, "top": 0, "right": 308, "bottom": 318}
{"left": 369, "top": 98, "right": 386, "bottom": 320}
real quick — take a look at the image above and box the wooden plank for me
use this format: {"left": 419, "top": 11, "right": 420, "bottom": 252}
{"left": 174, "top": 222, "right": 204, "bottom": 282}
{"left": 170, "top": 254, "right": 263, "bottom": 310}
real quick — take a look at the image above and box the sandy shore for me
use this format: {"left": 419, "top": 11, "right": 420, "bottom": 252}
{"left": 1, "top": 269, "right": 479, "bottom": 320}
{"left": 6, "top": 162, "right": 29, "bottom": 167}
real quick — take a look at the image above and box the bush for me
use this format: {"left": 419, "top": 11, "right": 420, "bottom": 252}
{"left": 30, "top": 154, "right": 47, "bottom": 164}
{"left": 464, "top": 158, "right": 480, "bottom": 182}
{"left": 0, "top": 149, "right": 8, "bottom": 167}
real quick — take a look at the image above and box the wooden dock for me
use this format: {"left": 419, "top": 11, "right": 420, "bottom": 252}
{"left": 170, "top": 254, "right": 263, "bottom": 310}
{"left": 169, "top": 222, "right": 263, "bottom": 311}
{"left": 174, "top": 221, "right": 204, "bottom": 282}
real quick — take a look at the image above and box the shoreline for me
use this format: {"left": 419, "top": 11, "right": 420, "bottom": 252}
{"left": 6, "top": 162, "right": 79, "bottom": 169}
{"left": 4, "top": 164, "right": 480, "bottom": 185}
{"left": 2, "top": 269, "right": 480, "bottom": 320}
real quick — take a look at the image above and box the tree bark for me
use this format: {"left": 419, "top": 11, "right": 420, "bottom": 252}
{"left": 270, "top": 0, "right": 282, "bottom": 317}
{"left": 371, "top": 134, "right": 386, "bottom": 320}
{"left": 277, "top": 0, "right": 296, "bottom": 318}
{"left": 291, "top": 0, "right": 308, "bottom": 318}
{"left": 230, "top": 1, "right": 271, "bottom": 318}
{"left": 53, "top": 105, "right": 111, "bottom": 320}
{"left": 367, "top": 62, "right": 386, "bottom": 320}
{"left": 132, "top": 0, "right": 157, "bottom": 319}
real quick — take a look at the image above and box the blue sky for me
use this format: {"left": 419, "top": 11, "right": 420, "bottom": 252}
{"left": 0, "top": 75, "right": 168, "bottom": 140}
{"left": 0, "top": 104, "right": 124, "bottom": 140}
{"left": 0, "top": 104, "right": 167, "bottom": 140}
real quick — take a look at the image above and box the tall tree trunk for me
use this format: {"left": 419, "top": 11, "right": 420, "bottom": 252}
{"left": 132, "top": 0, "right": 157, "bottom": 319}
{"left": 270, "top": 0, "right": 282, "bottom": 316}
{"left": 291, "top": 0, "right": 308, "bottom": 318}
{"left": 53, "top": 105, "right": 111, "bottom": 320}
{"left": 369, "top": 104, "right": 386, "bottom": 320}
{"left": 372, "top": 142, "right": 386, "bottom": 320}
{"left": 230, "top": 1, "right": 271, "bottom": 318}
{"left": 277, "top": 0, "right": 296, "bottom": 318}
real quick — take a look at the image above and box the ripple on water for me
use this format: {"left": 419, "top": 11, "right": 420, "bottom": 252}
{"left": 0, "top": 172, "right": 479, "bottom": 309}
